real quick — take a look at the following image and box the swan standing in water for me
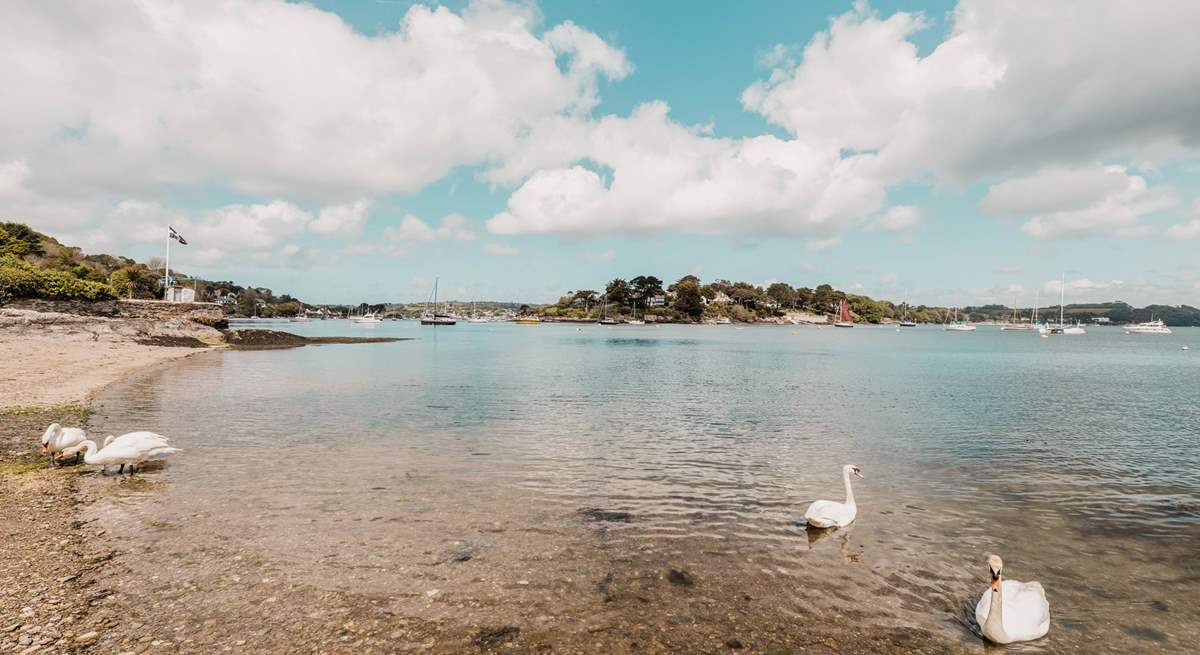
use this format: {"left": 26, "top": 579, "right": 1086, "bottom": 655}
{"left": 803, "top": 464, "right": 863, "bottom": 528}
{"left": 62, "top": 431, "right": 180, "bottom": 475}
{"left": 976, "top": 555, "right": 1050, "bottom": 644}
{"left": 41, "top": 423, "right": 87, "bottom": 466}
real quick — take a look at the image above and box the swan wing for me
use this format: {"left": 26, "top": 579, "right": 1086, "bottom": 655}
{"left": 974, "top": 588, "right": 991, "bottom": 628}
{"left": 58, "top": 428, "right": 88, "bottom": 450}
{"left": 804, "top": 500, "right": 855, "bottom": 528}
{"left": 109, "top": 432, "right": 170, "bottom": 450}
{"left": 140, "top": 446, "right": 182, "bottom": 462}
{"left": 1004, "top": 580, "right": 1050, "bottom": 640}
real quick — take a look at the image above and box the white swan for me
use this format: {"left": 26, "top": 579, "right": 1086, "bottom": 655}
{"left": 803, "top": 464, "right": 863, "bottom": 528}
{"left": 41, "top": 423, "right": 87, "bottom": 466}
{"left": 975, "top": 555, "right": 1050, "bottom": 644}
{"left": 64, "top": 431, "right": 180, "bottom": 474}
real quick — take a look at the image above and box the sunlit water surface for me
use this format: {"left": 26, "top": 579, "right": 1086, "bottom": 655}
{"left": 87, "top": 322, "right": 1200, "bottom": 652}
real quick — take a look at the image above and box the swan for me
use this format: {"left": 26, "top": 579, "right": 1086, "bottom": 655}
{"left": 975, "top": 555, "right": 1050, "bottom": 644}
{"left": 803, "top": 464, "right": 863, "bottom": 528}
{"left": 41, "top": 423, "right": 87, "bottom": 466}
{"left": 64, "top": 431, "right": 180, "bottom": 474}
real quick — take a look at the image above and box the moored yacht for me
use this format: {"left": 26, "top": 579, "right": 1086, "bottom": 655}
{"left": 1125, "top": 318, "right": 1171, "bottom": 334}
{"left": 944, "top": 307, "right": 977, "bottom": 331}
{"left": 420, "top": 277, "right": 457, "bottom": 325}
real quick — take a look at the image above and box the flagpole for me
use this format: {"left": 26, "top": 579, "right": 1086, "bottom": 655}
{"left": 164, "top": 226, "right": 171, "bottom": 300}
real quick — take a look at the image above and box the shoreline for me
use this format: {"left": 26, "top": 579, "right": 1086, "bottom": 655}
{"left": 0, "top": 307, "right": 414, "bottom": 654}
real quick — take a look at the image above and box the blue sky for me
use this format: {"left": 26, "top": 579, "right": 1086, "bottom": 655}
{"left": 3, "top": 1, "right": 1199, "bottom": 306}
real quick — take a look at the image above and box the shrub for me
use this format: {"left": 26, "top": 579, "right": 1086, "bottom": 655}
{"left": 0, "top": 254, "right": 117, "bottom": 303}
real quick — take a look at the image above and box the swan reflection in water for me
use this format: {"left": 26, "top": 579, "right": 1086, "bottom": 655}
{"left": 803, "top": 524, "right": 862, "bottom": 563}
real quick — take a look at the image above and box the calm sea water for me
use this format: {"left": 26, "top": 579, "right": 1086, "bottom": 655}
{"left": 88, "top": 322, "right": 1200, "bottom": 652}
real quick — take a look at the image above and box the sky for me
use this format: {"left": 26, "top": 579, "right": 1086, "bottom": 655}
{"left": 2, "top": 0, "right": 1200, "bottom": 306}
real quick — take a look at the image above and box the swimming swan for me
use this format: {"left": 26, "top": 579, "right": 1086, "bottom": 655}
{"left": 803, "top": 464, "right": 863, "bottom": 528}
{"left": 975, "top": 555, "right": 1050, "bottom": 644}
{"left": 65, "top": 431, "right": 180, "bottom": 474}
{"left": 41, "top": 423, "right": 87, "bottom": 466}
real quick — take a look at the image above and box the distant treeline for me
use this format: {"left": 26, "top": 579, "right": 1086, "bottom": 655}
{"left": 538, "top": 274, "right": 1200, "bottom": 326}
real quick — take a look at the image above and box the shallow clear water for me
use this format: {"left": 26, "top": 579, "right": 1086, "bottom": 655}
{"left": 89, "top": 322, "right": 1200, "bottom": 652}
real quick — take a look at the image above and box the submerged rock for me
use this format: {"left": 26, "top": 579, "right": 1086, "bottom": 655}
{"left": 578, "top": 507, "right": 633, "bottom": 523}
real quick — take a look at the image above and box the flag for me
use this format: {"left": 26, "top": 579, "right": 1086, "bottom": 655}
{"left": 169, "top": 226, "right": 188, "bottom": 245}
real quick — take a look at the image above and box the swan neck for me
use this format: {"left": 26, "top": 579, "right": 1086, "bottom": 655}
{"left": 983, "top": 576, "right": 1007, "bottom": 642}
{"left": 842, "top": 468, "right": 855, "bottom": 506}
{"left": 78, "top": 440, "right": 98, "bottom": 462}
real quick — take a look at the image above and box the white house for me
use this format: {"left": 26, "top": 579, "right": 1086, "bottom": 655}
{"left": 164, "top": 285, "right": 196, "bottom": 303}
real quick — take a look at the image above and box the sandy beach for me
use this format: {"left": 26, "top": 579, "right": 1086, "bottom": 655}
{"left": 0, "top": 332, "right": 210, "bottom": 408}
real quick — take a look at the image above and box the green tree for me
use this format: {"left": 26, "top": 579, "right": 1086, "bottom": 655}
{"left": 668, "top": 275, "right": 700, "bottom": 291}
{"left": 0, "top": 222, "right": 44, "bottom": 256}
{"left": 629, "top": 275, "right": 664, "bottom": 303}
{"left": 605, "top": 278, "right": 631, "bottom": 307}
{"left": 766, "top": 282, "right": 797, "bottom": 308}
{"left": 796, "top": 286, "right": 814, "bottom": 308}
{"left": 813, "top": 284, "right": 836, "bottom": 312}
{"left": 0, "top": 226, "right": 30, "bottom": 257}
{"left": 671, "top": 279, "right": 705, "bottom": 320}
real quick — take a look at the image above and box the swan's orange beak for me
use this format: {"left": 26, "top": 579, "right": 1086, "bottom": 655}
{"left": 41, "top": 443, "right": 49, "bottom": 453}
{"left": 991, "top": 577, "right": 1000, "bottom": 591}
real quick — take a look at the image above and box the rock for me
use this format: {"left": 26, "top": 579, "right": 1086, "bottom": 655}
{"left": 473, "top": 626, "right": 520, "bottom": 649}
{"left": 725, "top": 638, "right": 745, "bottom": 649}
{"left": 667, "top": 569, "right": 695, "bottom": 587}
{"left": 74, "top": 630, "right": 100, "bottom": 645}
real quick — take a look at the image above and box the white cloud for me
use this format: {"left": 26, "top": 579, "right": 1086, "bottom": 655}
{"left": 876, "top": 205, "right": 924, "bottom": 231}
{"left": 879, "top": 271, "right": 898, "bottom": 285}
{"left": 487, "top": 1, "right": 1200, "bottom": 241}
{"left": 1165, "top": 200, "right": 1200, "bottom": 239}
{"left": 486, "top": 102, "right": 887, "bottom": 238}
{"left": 806, "top": 237, "right": 841, "bottom": 252}
{"left": 384, "top": 213, "right": 476, "bottom": 242}
{"left": 0, "top": 160, "right": 30, "bottom": 198}
{"left": 483, "top": 243, "right": 520, "bottom": 256}
{"left": 0, "top": 0, "right": 629, "bottom": 229}
{"left": 1167, "top": 220, "right": 1200, "bottom": 239}
{"left": 6, "top": 0, "right": 1200, "bottom": 256}
{"left": 1043, "top": 277, "right": 1120, "bottom": 295}
{"left": 310, "top": 200, "right": 370, "bottom": 239}
{"left": 747, "top": 2, "right": 1200, "bottom": 185}
{"left": 981, "top": 165, "right": 1176, "bottom": 238}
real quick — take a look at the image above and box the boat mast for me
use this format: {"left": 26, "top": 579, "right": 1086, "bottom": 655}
{"left": 1059, "top": 272, "right": 1065, "bottom": 326}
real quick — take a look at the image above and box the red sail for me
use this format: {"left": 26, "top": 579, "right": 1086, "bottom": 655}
{"left": 839, "top": 300, "right": 851, "bottom": 322}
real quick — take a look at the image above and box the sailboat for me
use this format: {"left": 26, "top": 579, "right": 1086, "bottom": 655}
{"left": 351, "top": 306, "right": 381, "bottom": 324}
{"left": 833, "top": 299, "right": 854, "bottom": 328}
{"left": 899, "top": 291, "right": 917, "bottom": 327}
{"left": 420, "top": 278, "right": 457, "bottom": 325}
{"left": 467, "top": 297, "right": 488, "bottom": 323}
{"left": 597, "top": 294, "right": 620, "bottom": 325}
{"left": 944, "top": 306, "right": 977, "bottom": 331}
{"left": 626, "top": 299, "right": 645, "bottom": 325}
{"left": 1000, "top": 294, "right": 1036, "bottom": 330}
{"left": 1045, "top": 273, "right": 1085, "bottom": 335}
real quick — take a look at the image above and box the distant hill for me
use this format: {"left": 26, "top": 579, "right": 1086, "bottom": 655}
{"left": 0, "top": 222, "right": 306, "bottom": 314}
{"left": 964, "top": 302, "right": 1200, "bottom": 326}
